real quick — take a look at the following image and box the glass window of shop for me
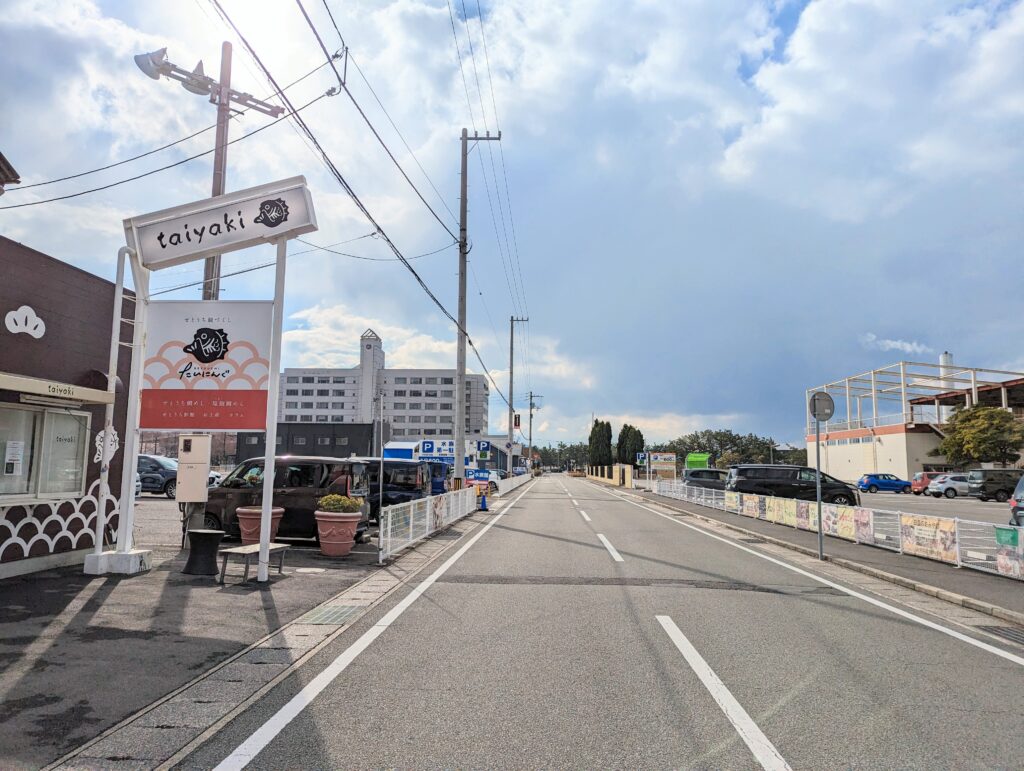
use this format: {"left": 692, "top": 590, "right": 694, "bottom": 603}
{"left": 0, "top": 404, "right": 90, "bottom": 501}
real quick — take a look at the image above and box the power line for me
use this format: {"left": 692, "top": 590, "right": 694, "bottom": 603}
{"left": 294, "top": 0, "right": 458, "bottom": 242}
{"left": 0, "top": 90, "right": 332, "bottom": 210}
{"left": 150, "top": 238, "right": 457, "bottom": 296}
{"left": 209, "top": 0, "right": 510, "bottom": 409}
{"left": 349, "top": 53, "right": 458, "bottom": 226}
{"left": 11, "top": 58, "right": 336, "bottom": 192}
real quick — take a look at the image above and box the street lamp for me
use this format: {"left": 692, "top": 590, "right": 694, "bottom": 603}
{"left": 133, "top": 44, "right": 284, "bottom": 300}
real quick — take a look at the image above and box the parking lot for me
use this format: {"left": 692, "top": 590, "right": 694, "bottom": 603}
{"left": 857, "top": 490, "right": 1012, "bottom": 526}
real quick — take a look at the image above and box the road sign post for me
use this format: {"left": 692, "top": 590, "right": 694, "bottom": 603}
{"left": 809, "top": 391, "right": 835, "bottom": 561}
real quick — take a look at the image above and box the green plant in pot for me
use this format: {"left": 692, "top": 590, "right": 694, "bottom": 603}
{"left": 314, "top": 494, "right": 365, "bottom": 557}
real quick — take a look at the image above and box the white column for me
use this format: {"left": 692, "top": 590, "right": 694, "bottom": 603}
{"left": 116, "top": 256, "right": 149, "bottom": 554}
{"left": 257, "top": 240, "right": 287, "bottom": 582}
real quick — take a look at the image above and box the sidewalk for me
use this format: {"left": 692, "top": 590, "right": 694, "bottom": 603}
{"left": 632, "top": 489, "right": 1024, "bottom": 621}
{"left": 0, "top": 497, "right": 487, "bottom": 770}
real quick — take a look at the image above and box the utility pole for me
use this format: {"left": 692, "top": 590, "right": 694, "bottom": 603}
{"left": 133, "top": 44, "right": 283, "bottom": 300}
{"left": 527, "top": 392, "right": 543, "bottom": 472}
{"left": 508, "top": 315, "right": 527, "bottom": 475}
{"left": 455, "top": 128, "right": 501, "bottom": 487}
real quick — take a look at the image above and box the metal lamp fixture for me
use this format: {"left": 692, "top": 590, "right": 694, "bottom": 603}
{"left": 132, "top": 43, "right": 284, "bottom": 300}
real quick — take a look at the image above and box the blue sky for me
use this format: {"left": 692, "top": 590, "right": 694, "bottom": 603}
{"left": 2, "top": 0, "right": 1023, "bottom": 446}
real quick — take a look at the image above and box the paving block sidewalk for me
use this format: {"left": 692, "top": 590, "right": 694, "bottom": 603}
{"left": 0, "top": 502, "right": 488, "bottom": 771}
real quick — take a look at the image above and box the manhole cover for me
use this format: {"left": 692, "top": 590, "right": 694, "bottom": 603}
{"left": 298, "top": 605, "right": 361, "bottom": 625}
{"left": 977, "top": 625, "right": 1024, "bottom": 646}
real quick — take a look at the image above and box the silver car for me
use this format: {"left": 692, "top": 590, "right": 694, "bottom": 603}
{"left": 927, "top": 473, "right": 969, "bottom": 498}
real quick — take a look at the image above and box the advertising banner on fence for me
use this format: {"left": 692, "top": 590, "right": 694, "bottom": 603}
{"left": 900, "top": 514, "right": 958, "bottom": 564}
{"left": 725, "top": 491, "right": 739, "bottom": 512}
{"left": 140, "top": 301, "right": 272, "bottom": 430}
{"left": 743, "top": 495, "right": 759, "bottom": 518}
{"left": 796, "top": 500, "right": 815, "bottom": 531}
{"left": 836, "top": 505, "right": 856, "bottom": 541}
{"left": 994, "top": 526, "right": 1023, "bottom": 579}
{"left": 781, "top": 498, "right": 797, "bottom": 527}
{"left": 854, "top": 507, "right": 873, "bottom": 543}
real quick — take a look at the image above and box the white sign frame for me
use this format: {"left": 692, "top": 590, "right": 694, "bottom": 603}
{"left": 123, "top": 176, "right": 317, "bottom": 270}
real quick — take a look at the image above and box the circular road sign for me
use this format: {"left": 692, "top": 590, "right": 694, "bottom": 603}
{"left": 809, "top": 391, "right": 835, "bottom": 422}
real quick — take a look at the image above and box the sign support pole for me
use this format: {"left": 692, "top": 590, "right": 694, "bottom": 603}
{"left": 257, "top": 240, "right": 287, "bottom": 582}
{"left": 815, "top": 418, "right": 824, "bottom": 560}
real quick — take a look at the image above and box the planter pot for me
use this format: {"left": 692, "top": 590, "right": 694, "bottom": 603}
{"left": 314, "top": 511, "right": 362, "bottom": 557}
{"left": 235, "top": 506, "right": 284, "bottom": 546}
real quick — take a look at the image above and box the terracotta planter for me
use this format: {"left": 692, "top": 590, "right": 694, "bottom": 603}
{"left": 314, "top": 510, "right": 362, "bottom": 557}
{"left": 235, "top": 506, "right": 284, "bottom": 546}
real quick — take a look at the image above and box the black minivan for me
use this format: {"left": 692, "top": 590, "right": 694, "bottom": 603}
{"left": 725, "top": 465, "right": 859, "bottom": 505}
{"left": 967, "top": 468, "right": 1024, "bottom": 503}
{"left": 205, "top": 456, "right": 372, "bottom": 541}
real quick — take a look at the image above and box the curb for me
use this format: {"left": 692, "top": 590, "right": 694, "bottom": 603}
{"left": 622, "top": 488, "right": 1024, "bottom": 629}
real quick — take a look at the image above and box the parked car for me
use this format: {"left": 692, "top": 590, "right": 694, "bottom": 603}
{"left": 682, "top": 468, "right": 729, "bottom": 490}
{"left": 857, "top": 473, "right": 911, "bottom": 494}
{"left": 137, "top": 454, "right": 178, "bottom": 498}
{"left": 134, "top": 472, "right": 142, "bottom": 497}
{"left": 911, "top": 471, "right": 946, "bottom": 495}
{"left": 205, "top": 456, "right": 371, "bottom": 541}
{"left": 967, "top": 468, "right": 1024, "bottom": 503}
{"left": 927, "top": 473, "right": 969, "bottom": 498}
{"left": 357, "top": 458, "right": 432, "bottom": 520}
{"left": 1008, "top": 476, "right": 1024, "bottom": 526}
{"left": 725, "top": 465, "right": 859, "bottom": 505}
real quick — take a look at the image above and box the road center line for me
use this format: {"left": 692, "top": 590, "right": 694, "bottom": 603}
{"left": 596, "top": 533, "right": 624, "bottom": 562}
{"left": 212, "top": 482, "right": 537, "bottom": 770}
{"left": 579, "top": 509, "right": 592, "bottom": 522}
{"left": 657, "top": 615, "right": 791, "bottom": 771}
{"left": 595, "top": 485, "right": 1024, "bottom": 668}
{"left": 571, "top": 498, "right": 579, "bottom": 506}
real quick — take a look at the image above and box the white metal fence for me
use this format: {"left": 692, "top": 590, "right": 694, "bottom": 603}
{"left": 378, "top": 487, "right": 477, "bottom": 563}
{"left": 496, "top": 473, "right": 531, "bottom": 497}
{"left": 654, "top": 480, "right": 1024, "bottom": 582}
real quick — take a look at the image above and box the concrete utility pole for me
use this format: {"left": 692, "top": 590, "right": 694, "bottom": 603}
{"left": 455, "top": 128, "right": 501, "bottom": 487}
{"left": 508, "top": 315, "right": 527, "bottom": 474}
{"left": 527, "top": 392, "right": 542, "bottom": 471}
{"left": 134, "top": 43, "right": 284, "bottom": 300}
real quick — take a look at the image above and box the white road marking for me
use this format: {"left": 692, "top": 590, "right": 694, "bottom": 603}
{"left": 596, "top": 533, "right": 624, "bottom": 562}
{"left": 571, "top": 498, "right": 579, "bottom": 506}
{"left": 594, "top": 486, "right": 1024, "bottom": 668}
{"left": 657, "top": 615, "right": 791, "bottom": 771}
{"left": 213, "top": 482, "right": 537, "bottom": 770}
{"left": 579, "top": 509, "right": 592, "bottom": 522}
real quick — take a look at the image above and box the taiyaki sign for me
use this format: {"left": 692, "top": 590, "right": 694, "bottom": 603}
{"left": 124, "top": 176, "right": 317, "bottom": 270}
{"left": 139, "top": 301, "right": 272, "bottom": 430}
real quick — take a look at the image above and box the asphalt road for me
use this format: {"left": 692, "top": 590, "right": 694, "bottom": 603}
{"left": 182, "top": 475, "right": 1024, "bottom": 770}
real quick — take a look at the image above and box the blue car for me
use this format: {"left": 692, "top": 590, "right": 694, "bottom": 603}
{"left": 857, "top": 473, "right": 911, "bottom": 494}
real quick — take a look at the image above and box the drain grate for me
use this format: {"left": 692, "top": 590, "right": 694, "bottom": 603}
{"left": 977, "top": 625, "right": 1024, "bottom": 646}
{"left": 297, "top": 604, "right": 362, "bottom": 625}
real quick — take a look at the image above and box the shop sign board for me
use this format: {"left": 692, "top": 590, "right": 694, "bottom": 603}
{"left": 123, "top": 176, "right": 317, "bottom": 270}
{"left": 650, "top": 452, "right": 676, "bottom": 472}
{"left": 140, "top": 301, "right": 272, "bottom": 430}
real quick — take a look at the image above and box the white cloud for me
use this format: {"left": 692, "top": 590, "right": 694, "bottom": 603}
{"left": 859, "top": 332, "right": 932, "bottom": 356}
{"left": 528, "top": 406, "right": 744, "bottom": 445}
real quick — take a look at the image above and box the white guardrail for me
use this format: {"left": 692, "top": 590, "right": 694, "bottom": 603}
{"left": 654, "top": 480, "right": 1024, "bottom": 582}
{"left": 496, "top": 473, "right": 531, "bottom": 497}
{"left": 378, "top": 487, "right": 477, "bottom": 563}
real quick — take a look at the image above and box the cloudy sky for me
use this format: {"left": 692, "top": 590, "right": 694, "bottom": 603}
{"left": 2, "top": 0, "right": 1023, "bottom": 445}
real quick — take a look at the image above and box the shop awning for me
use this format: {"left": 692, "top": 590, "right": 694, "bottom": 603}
{"left": 0, "top": 372, "right": 113, "bottom": 404}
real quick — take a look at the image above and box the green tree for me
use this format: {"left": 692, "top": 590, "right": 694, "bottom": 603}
{"left": 589, "top": 420, "right": 613, "bottom": 467}
{"left": 934, "top": 406, "right": 1024, "bottom": 466}
{"left": 616, "top": 424, "right": 645, "bottom": 464}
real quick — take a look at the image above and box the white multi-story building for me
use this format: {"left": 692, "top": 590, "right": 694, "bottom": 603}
{"left": 278, "top": 329, "right": 490, "bottom": 439}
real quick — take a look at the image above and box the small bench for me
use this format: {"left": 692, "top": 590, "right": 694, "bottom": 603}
{"left": 218, "top": 543, "right": 289, "bottom": 584}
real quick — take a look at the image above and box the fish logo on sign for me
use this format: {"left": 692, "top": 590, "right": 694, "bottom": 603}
{"left": 253, "top": 198, "right": 290, "bottom": 228}
{"left": 184, "top": 328, "right": 229, "bottom": 363}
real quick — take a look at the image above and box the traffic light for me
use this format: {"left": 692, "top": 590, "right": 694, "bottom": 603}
{"left": 514, "top": 414, "right": 521, "bottom": 429}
